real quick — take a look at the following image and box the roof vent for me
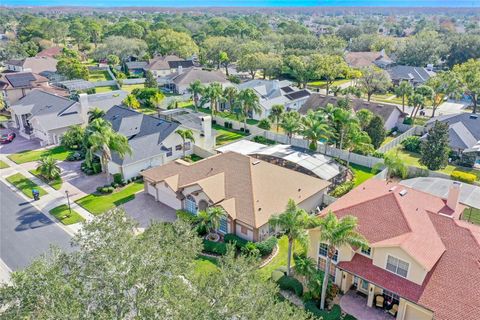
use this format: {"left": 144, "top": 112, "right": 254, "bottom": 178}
{"left": 399, "top": 189, "right": 408, "bottom": 197}
{"left": 252, "top": 160, "right": 261, "bottom": 165}
{"left": 389, "top": 186, "right": 397, "bottom": 192}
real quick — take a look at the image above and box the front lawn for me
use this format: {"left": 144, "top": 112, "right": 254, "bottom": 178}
{"left": 89, "top": 70, "right": 112, "bottom": 82}
{"left": 28, "top": 168, "right": 62, "bottom": 190}
{"left": 49, "top": 204, "right": 85, "bottom": 225}
{"left": 213, "top": 124, "right": 249, "bottom": 146}
{"left": 8, "top": 146, "right": 72, "bottom": 164}
{"left": 75, "top": 181, "right": 144, "bottom": 215}
{"left": 194, "top": 255, "right": 219, "bottom": 276}
{"left": 257, "top": 235, "right": 303, "bottom": 281}
{"left": 121, "top": 84, "right": 144, "bottom": 94}
{"left": 462, "top": 207, "right": 480, "bottom": 225}
{"left": 0, "top": 160, "right": 9, "bottom": 169}
{"left": 350, "top": 164, "right": 375, "bottom": 187}
{"left": 6, "top": 173, "right": 47, "bottom": 198}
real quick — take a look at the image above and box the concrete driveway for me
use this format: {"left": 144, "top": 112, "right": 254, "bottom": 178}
{"left": 123, "top": 192, "right": 177, "bottom": 228}
{"left": 0, "top": 129, "right": 41, "bottom": 154}
{"left": 58, "top": 161, "right": 109, "bottom": 201}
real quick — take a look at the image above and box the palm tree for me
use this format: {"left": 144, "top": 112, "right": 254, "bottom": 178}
{"left": 87, "top": 107, "right": 105, "bottom": 123}
{"left": 394, "top": 81, "right": 413, "bottom": 113}
{"left": 269, "top": 104, "right": 285, "bottom": 133}
{"left": 198, "top": 206, "right": 226, "bottom": 235}
{"left": 175, "top": 129, "right": 195, "bottom": 158}
{"left": 268, "top": 199, "right": 319, "bottom": 276}
{"left": 408, "top": 85, "right": 434, "bottom": 122}
{"left": 332, "top": 108, "right": 358, "bottom": 150}
{"left": 345, "top": 126, "right": 373, "bottom": 167}
{"left": 150, "top": 91, "right": 165, "bottom": 116}
{"left": 280, "top": 111, "right": 301, "bottom": 143}
{"left": 188, "top": 80, "right": 204, "bottom": 112}
{"left": 36, "top": 156, "right": 61, "bottom": 181}
{"left": 123, "top": 94, "right": 140, "bottom": 109}
{"left": 167, "top": 97, "right": 180, "bottom": 110}
{"left": 223, "top": 86, "right": 238, "bottom": 112}
{"left": 294, "top": 254, "right": 317, "bottom": 287}
{"left": 300, "top": 110, "right": 330, "bottom": 151}
{"left": 373, "top": 152, "right": 408, "bottom": 181}
{"left": 317, "top": 211, "right": 368, "bottom": 309}
{"left": 237, "top": 88, "right": 262, "bottom": 131}
{"left": 202, "top": 82, "right": 224, "bottom": 116}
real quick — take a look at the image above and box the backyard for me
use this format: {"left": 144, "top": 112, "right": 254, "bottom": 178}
{"left": 75, "top": 181, "right": 144, "bottom": 215}
{"left": 350, "top": 164, "right": 375, "bottom": 187}
{"left": 8, "top": 146, "right": 72, "bottom": 164}
{"left": 95, "top": 86, "right": 118, "bottom": 93}
{"left": 213, "top": 124, "right": 249, "bottom": 146}
{"left": 6, "top": 173, "right": 47, "bottom": 198}
{"left": 88, "top": 70, "right": 112, "bottom": 82}
{"left": 29, "top": 168, "right": 62, "bottom": 190}
{"left": 49, "top": 204, "right": 85, "bottom": 225}
{"left": 461, "top": 207, "right": 480, "bottom": 225}
{"left": 121, "top": 84, "right": 145, "bottom": 94}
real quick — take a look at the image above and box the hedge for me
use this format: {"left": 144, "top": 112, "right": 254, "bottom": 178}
{"left": 331, "top": 181, "right": 355, "bottom": 198}
{"left": 401, "top": 136, "right": 421, "bottom": 153}
{"left": 256, "top": 236, "right": 277, "bottom": 256}
{"left": 224, "top": 233, "right": 249, "bottom": 249}
{"left": 203, "top": 240, "right": 227, "bottom": 255}
{"left": 304, "top": 302, "right": 343, "bottom": 320}
{"left": 176, "top": 210, "right": 201, "bottom": 224}
{"left": 277, "top": 275, "right": 303, "bottom": 296}
{"left": 451, "top": 170, "right": 476, "bottom": 184}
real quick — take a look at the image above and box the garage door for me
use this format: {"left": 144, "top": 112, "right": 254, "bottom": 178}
{"left": 147, "top": 183, "right": 156, "bottom": 198}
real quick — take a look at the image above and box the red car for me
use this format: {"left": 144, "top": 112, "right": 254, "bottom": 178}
{"left": 0, "top": 132, "right": 16, "bottom": 144}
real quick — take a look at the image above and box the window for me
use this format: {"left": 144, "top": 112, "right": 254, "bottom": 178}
{"left": 318, "top": 243, "right": 338, "bottom": 262}
{"left": 240, "top": 225, "right": 248, "bottom": 235}
{"left": 383, "top": 289, "right": 400, "bottom": 304}
{"left": 386, "top": 255, "right": 409, "bottom": 278}
{"left": 361, "top": 247, "right": 371, "bottom": 256}
{"left": 184, "top": 142, "right": 191, "bottom": 150}
{"left": 166, "top": 147, "right": 173, "bottom": 157}
{"left": 219, "top": 217, "right": 228, "bottom": 234}
{"left": 317, "top": 258, "right": 336, "bottom": 280}
{"left": 184, "top": 195, "right": 196, "bottom": 214}
{"left": 175, "top": 144, "right": 182, "bottom": 151}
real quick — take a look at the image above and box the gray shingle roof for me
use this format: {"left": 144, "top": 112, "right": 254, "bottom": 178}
{"left": 126, "top": 61, "right": 148, "bottom": 70}
{"left": 104, "top": 106, "right": 180, "bottom": 165}
{"left": 87, "top": 90, "right": 127, "bottom": 112}
{"left": 387, "top": 65, "right": 435, "bottom": 84}
{"left": 426, "top": 113, "right": 480, "bottom": 150}
{"left": 169, "top": 68, "right": 228, "bottom": 86}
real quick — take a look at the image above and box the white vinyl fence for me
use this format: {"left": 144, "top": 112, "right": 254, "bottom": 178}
{"left": 377, "top": 126, "right": 425, "bottom": 154}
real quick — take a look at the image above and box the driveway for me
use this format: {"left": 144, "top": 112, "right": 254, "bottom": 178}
{"left": 58, "top": 161, "right": 108, "bottom": 200}
{"left": 123, "top": 192, "right": 177, "bottom": 228}
{"left": 436, "top": 100, "right": 470, "bottom": 116}
{"left": 0, "top": 129, "right": 41, "bottom": 154}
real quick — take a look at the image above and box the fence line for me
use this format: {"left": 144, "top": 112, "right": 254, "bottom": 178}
{"left": 123, "top": 78, "right": 146, "bottom": 85}
{"left": 377, "top": 126, "right": 425, "bottom": 154}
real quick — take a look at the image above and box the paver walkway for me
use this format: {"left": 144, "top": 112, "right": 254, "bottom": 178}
{"left": 339, "top": 291, "right": 393, "bottom": 320}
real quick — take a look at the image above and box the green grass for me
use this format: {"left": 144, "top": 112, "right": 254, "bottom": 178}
{"left": 307, "top": 79, "right": 350, "bottom": 88}
{"left": 0, "top": 114, "right": 10, "bottom": 122}
{"left": 8, "top": 146, "right": 72, "bottom": 164}
{"left": 212, "top": 124, "right": 249, "bottom": 146}
{"left": 462, "top": 207, "right": 480, "bottom": 225}
{"left": 28, "top": 168, "right": 62, "bottom": 190}
{"left": 183, "top": 154, "right": 203, "bottom": 163}
{"left": 121, "top": 84, "right": 144, "bottom": 94}
{"left": 0, "top": 160, "right": 9, "bottom": 169}
{"left": 6, "top": 173, "right": 47, "bottom": 198}
{"left": 380, "top": 136, "right": 395, "bottom": 147}
{"left": 137, "top": 106, "right": 158, "bottom": 115}
{"left": 350, "top": 164, "right": 375, "bottom": 187}
{"left": 95, "top": 86, "right": 118, "bottom": 93}
{"left": 88, "top": 70, "right": 112, "bottom": 82}
{"left": 49, "top": 204, "right": 85, "bottom": 225}
{"left": 257, "top": 236, "right": 303, "bottom": 281}
{"left": 75, "top": 181, "right": 144, "bottom": 215}
{"left": 194, "top": 255, "right": 219, "bottom": 275}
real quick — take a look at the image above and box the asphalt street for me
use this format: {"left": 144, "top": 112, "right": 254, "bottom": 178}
{"left": 0, "top": 181, "right": 72, "bottom": 271}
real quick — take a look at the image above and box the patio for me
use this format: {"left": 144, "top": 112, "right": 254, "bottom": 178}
{"left": 340, "top": 291, "right": 394, "bottom": 320}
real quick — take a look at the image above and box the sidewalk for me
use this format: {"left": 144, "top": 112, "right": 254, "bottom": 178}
{"left": 0, "top": 259, "right": 11, "bottom": 285}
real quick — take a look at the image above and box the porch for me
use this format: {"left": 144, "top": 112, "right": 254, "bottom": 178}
{"left": 340, "top": 290, "right": 394, "bottom": 320}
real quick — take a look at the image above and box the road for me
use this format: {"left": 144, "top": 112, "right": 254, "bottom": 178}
{"left": 0, "top": 181, "right": 72, "bottom": 271}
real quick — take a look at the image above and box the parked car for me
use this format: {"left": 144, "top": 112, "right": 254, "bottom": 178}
{"left": 0, "top": 132, "right": 16, "bottom": 144}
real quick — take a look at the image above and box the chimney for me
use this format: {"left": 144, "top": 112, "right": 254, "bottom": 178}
{"left": 272, "top": 79, "right": 280, "bottom": 91}
{"left": 201, "top": 115, "right": 213, "bottom": 149}
{"left": 177, "top": 65, "right": 183, "bottom": 75}
{"left": 447, "top": 181, "right": 461, "bottom": 210}
{"left": 78, "top": 93, "right": 89, "bottom": 125}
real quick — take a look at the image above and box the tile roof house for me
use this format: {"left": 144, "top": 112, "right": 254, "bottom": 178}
{"left": 301, "top": 93, "right": 406, "bottom": 130}
{"left": 345, "top": 50, "right": 393, "bottom": 69}
{"left": 35, "top": 46, "right": 63, "bottom": 58}
{"left": 387, "top": 65, "right": 436, "bottom": 86}
{"left": 236, "top": 79, "right": 311, "bottom": 120}
{"left": 3, "top": 56, "right": 58, "bottom": 76}
{"left": 144, "top": 55, "right": 195, "bottom": 78}
{"left": 142, "top": 151, "right": 330, "bottom": 241}
{"left": 307, "top": 179, "right": 480, "bottom": 320}
{"left": 165, "top": 67, "right": 231, "bottom": 94}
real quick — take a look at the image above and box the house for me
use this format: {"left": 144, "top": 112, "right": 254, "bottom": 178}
{"left": 144, "top": 55, "right": 194, "bottom": 78}
{"left": 425, "top": 113, "right": 480, "bottom": 165}
{"left": 345, "top": 50, "right": 393, "bottom": 69}
{"left": 164, "top": 67, "right": 231, "bottom": 94}
{"left": 141, "top": 151, "right": 331, "bottom": 241}
{"left": 300, "top": 94, "right": 406, "bottom": 130}
{"left": 386, "top": 65, "right": 435, "bottom": 86}
{"left": 3, "top": 56, "right": 58, "bottom": 75}
{"left": 9, "top": 90, "right": 87, "bottom": 144}
{"left": 87, "top": 90, "right": 128, "bottom": 112}
{"left": 124, "top": 61, "right": 148, "bottom": 77}
{"left": 36, "top": 46, "right": 63, "bottom": 58}
{"left": 307, "top": 179, "right": 480, "bottom": 320}
{"left": 0, "top": 72, "right": 68, "bottom": 105}
{"left": 103, "top": 106, "right": 211, "bottom": 180}
{"left": 236, "top": 79, "right": 311, "bottom": 120}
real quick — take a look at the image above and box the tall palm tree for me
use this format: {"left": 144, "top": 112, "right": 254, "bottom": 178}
{"left": 345, "top": 126, "right": 373, "bottom": 167}
{"left": 317, "top": 211, "right": 368, "bottom": 309}
{"left": 202, "top": 82, "right": 224, "bottom": 116}
{"left": 87, "top": 107, "right": 105, "bottom": 123}
{"left": 394, "top": 81, "right": 413, "bottom": 113}
{"left": 280, "top": 111, "right": 301, "bottom": 143}
{"left": 188, "top": 80, "right": 204, "bottom": 112}
{"left": 36, "top": 156, "right": 61, "bottom": 181}
{"left": 408, "top": 85, "right": 434, "bottom": 122}
{"left": 269, "top": 104, "right": 285, "bottom": 133}
{"left": 223, "top": 86, "right": 238, "bottom": 112}
{"left": 237, "top": 88, "right": 262, "bottom": 131}
{"left": 300, "top": 110, "right": 330, "bottom": 151}
{"left": 198, "top": 206, "right": 226, "bottom": 235}
{"left": 175, "top": 129, "right": 196, "bottom": 158}
{"left": 268, "top": 199, "right": 319, "bottom": 276}
{"left": 332, "top": 108, "right": 358, "bottom": 150}
{"left": 373, "top": 152, "right": 408, "bottom": 181}
{"left": 150, "top": 91, "right": 165, "bottom": 116}
{"left": 123, "top": 94, "right": 140, "bottom": 109}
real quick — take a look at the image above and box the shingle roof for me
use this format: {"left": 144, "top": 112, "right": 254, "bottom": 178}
{"left": 87, "top": 90, "right": 128, "bottom": 112}
{"left": 142, "top": 152, "right": 330, "bottom": 228}
{"left": 426, "top": 113, "right": 480, "bottom": 150}
{"left": 104, "top": 106, "right": 179, "bottom": 165}
{"left": 345, "top": 51, "right": 393, "bottom": 68}
{"left": 5, "top": 57, "right": 57, "bottom": 74}
{"left": 387, "top": 65, "right": 435, "bottom": 84}
{"left": 36, "top": 47, "right": 63, "bottom": 58}
{"left": 125, "top": 61, "right": 148, "bottom": 70}
{"left": 145, "top": 55, "right": 194, "bottom": 71}
{"left": 169, "top": 68, "right": 229, "bottom": 86}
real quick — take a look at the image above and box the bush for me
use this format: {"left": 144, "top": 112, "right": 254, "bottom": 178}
{"left": 203, "top": 239, "right": 227, "bottom": 255}
{"left": 113, "top": 173, "right": 123, "bottom": 184}
{"left": 371, "top": 151, "right": 384, "bottom": 159}
{"left": 256, "top": 236, "right": 277, "bottom": 257}
{"left": 451, "top": 170, "right": 476, "bottom": 184}
{"left": 330, "top": 181, "right": 355, "bottom": 198}
{"left": 271, "top": 269, "right": 285, "bottom": 282}
{"left": 252, "top": 136, "right": 276, "bottom": 145}
{"left": 258, "top": 118, "right": 271, "bottom": 130}
{"left": 241, "top": 242, "right": 260, "bottom": 256}
{"left": 92, "top": 162, "right": 102, "bottom": 174}
{"left": 304, "top": 301, "right": 342, "bottom": 320}
{"left": 403, "top": 117, "right": 414, "bottom": 125}
{"left": 277, "top": 275, "right": 303, "bottom": 296}
{"left": 224, "top": 233, "right": 248, "bottom": 249}
{"left": 176, "top": 210, "right": 201, "bottom": 224}
{"left": 401, "top": 136, "right": 421, "bottom": 153}
{"left": 66, "top": 151, "right": 84, "bottom": 162}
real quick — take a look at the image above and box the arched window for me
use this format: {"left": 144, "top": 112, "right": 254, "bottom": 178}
{"left": 185, "top": 195, "right": 197, "bottom": 214}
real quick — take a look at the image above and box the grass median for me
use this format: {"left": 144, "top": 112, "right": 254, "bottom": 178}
{"left": 6, "top": 173, "right": 47, "bottom": 198}
{"left": 0, "top": 160, "right": 9, "bottom": 169}
{"left": 49, "top": 204, "right": 85, "bottom": 225}
{"left": 28, "top": 168, "right": 62, "bottom": 190}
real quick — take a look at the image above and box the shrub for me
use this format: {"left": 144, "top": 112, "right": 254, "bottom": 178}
{"left": 271, "top": 269, "right": 285, "bottom": 282}
{"left": 403, "top": 117, "right": 414, "bottom": 125}
{"left": 241, "top": 242, "right": 260, "bottom": 256}
{"left": 66, "top": 151, "right": 84, "bottom": 162}
{"left": 113, "top": 173, "right": 123, "bottom": 184}
{"left": 256, "top": 236, "right": 277, "bottom": 257}
{"left": 92, "top": 162, "right": 102, "bottom": 174}
{"left": 203, "top": 239, "right": 227, "bottom": 255}
{"left": 245, "top": 129, "right": 250, "bottom": 134}
{"left": 277, "top": 275, "right": 303, "bottom": 296}
{"left": 451, "top": 170, "right": 476, "bottom": 184}
{"left": 252, "top": 136, "right": 276, "bottom": 145}
{"left": 330, "top": 181, "right": 355, "bottom": 198}
{"left": 304, "top": 301, "right": 342, "bottom": 320}
{"left": 258, "top": 118, "right": 271, "bottom": 130}
{"left": 176, "top": 210, "right": 201, "bottom": 224}
{"left": 371, "top": 151, "right": 384, "bottom": 159}
{"left": 227, "top": 75, "right": 241, "bottom": 84}
{"left": 401, "top": 136, "right": 421, "bottom": 153}
{"left": 224, "top": 233, "right": 248, "bottom": 249}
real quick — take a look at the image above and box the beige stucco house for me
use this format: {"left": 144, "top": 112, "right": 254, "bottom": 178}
{"left": 307, "top": 179, "right": 480, "bottom": 320}
{"left": 142, "top": 152, "right": 331, "bottom": 241}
